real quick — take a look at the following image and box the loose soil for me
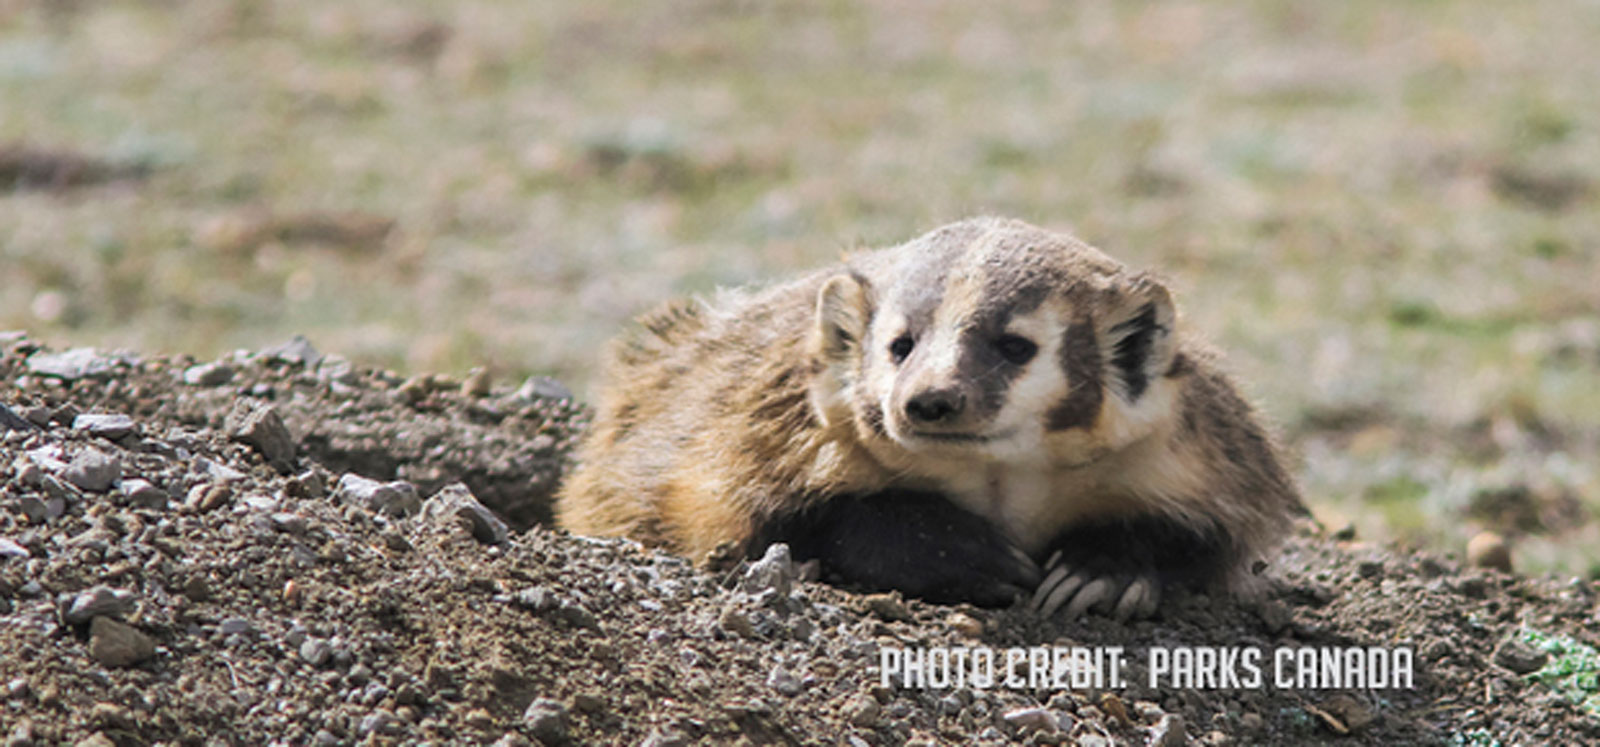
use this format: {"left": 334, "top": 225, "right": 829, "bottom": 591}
{"left": 2, "top": 333, "right": 1597, "bottom": 746}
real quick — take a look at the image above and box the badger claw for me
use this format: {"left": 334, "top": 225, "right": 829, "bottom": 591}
{"left": 1032, "top": 557, "right": 1162, "bottom": 621}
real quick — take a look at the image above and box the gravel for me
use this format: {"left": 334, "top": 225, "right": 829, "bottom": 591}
{"left": 2, "top": 332, "right": 1599, "bottom": 744}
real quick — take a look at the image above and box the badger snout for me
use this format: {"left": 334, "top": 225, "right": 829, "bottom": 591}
{"left": 904, "top": 387, "right": 966, "bottom": 424}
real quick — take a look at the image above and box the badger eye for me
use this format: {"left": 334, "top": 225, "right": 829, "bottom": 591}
{"left": 888, "top": 335, "right": 915, "bottom": 364}
{"left": 995, "top": 334, "right": 1038, "bottom": 365}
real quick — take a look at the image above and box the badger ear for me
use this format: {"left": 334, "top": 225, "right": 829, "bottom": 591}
{"left": 811, "top": 272, "right": 872, "bottom": 363}
{"left": 1102, "top": 275, "right": 1177, "bottom": 402}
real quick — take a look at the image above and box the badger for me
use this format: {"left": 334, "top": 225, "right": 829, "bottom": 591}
{"left": 556, "top": 217, "right": 1303, "bottom": 619}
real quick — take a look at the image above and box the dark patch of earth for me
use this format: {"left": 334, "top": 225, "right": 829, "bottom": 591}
{"left": 2, "top": 332, "right": 1598, "bottom": 745}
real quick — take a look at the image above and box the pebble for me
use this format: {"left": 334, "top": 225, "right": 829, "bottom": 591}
{"left": 946, "top": 611, "right": 984, "bottom": 638}
{"left": 358, "top": 710, "right": 399, "bottom": 737}
{"left": 846, "top": 696, "right": 881, "bottom": 727}
{"left": 423, "top": 483, "right": 508, "bottom": 545}
{"left": 65, "top": 586, "right": 137, "bottom": 624}
{"left": 862, "top": 593, "right": 911, "bottom": 622}
{"left": 26, "top": 348, "right": 118, "bottom": 381}
{"left": 336, "top": 474, "right": 421, "bottom": 517}
{"left": 182, "top": 362, "right": 235, "bottom": 386}
{"left": 514, "top": 376, "right": 573, "bottom": 402}
{"left": 120, "top": 478, "right": 170, "bottom": 509}
{"left": 1150, "top": 714, "right": 1187, "bottom": 747}
{"left": 741, "top": 543, "right": 794, "bottom": 596}
{"left": 639, "top": 730, "right": 688, "bottom": 747}
{"left": 15, "top": 496, "right": 49, "bottom": 523}
{"left": 185, "top": 483, "right": 233, "bottom": 513}
{"left": 573, "top": 692, "right": 606, "bottom": 713}
{"left": 262, "top": 335, "right": 324, "bottom": 368}
{"left": 72, "top": 413, "right": 137, "bottom": 440}
{"left": 767, "top": 665, "right": 802, "bottom": 696}
{"left": 1493, "top": 637, "right": 1549, "bottom": 674}
{"left": 300, "top": 639, "right": 332, "bottom": 667}
{"left": 226, "top": 401, "right": 295, "bottom": 472}
{"left": 0, "top": 537, "right": 28, "bottom": 559}
{"left": 1468, "top": 531, "right": 1513, "bottom": 573}
{"left": 219, "top": 618, "right": 253, "bottom": 636}
{"left": 462, "top": 367, "right": 492, "bottom": 397}
{"left": 523, "top": 698, "right": 569, "bottom": 743}
{"left": 63, "top": 449, "right": 121, "bottom": 493}
{"left": 1004, "top": 707, "right": 1059, "bottom": 733}
{"left": 88, "top": 617, "right": 156, "bottom": 667}
{"left": 0, "top": 403, "right": 36, "bottom": 432}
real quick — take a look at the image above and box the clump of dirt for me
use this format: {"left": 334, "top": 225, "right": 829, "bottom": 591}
{"left": 2, "top": 332, "right": 1598, "bottom": 745}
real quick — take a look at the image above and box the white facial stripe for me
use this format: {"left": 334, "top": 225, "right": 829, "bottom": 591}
{"left": 984, "top": 307, "right": 1063, "bottom": 465}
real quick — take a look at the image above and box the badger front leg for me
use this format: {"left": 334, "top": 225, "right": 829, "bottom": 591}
{"left": 751, "top": 489, "right": 1042, "bottom": 608}
{"left": 1031, "top": 515, "right": 1237, "bottom": 621}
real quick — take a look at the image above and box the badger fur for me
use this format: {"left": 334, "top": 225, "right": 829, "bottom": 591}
{"left": 556, "top": 217, "right": 1304, "bottom": 619}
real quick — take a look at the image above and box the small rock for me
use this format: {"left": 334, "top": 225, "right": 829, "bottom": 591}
{"left": 1357, "top": 559, "right": 1385, "bottom": 578}
{"left": 1150, "top": 714, "right": 1187, "bottom": 747}
{"left": 1003, "top": 707, "right": 1059, "bottom": 733}
{"left": 120, "top": 479, "right": 169, "bottom": 509}
{"left": 423, "top": 483, "right": 508, "bottom": 544}
{"left": 946, "top": 611, "right": 984, "bottom": 638}
{"left": 358, "top": 710, "right": 399, "bottom": 737}
{"left": 846, "top": 696, "right": 881, "bottom": 727}
{"left": 1319, "top": 694, "right": 1374, "bottom": 733}
{"left": 15, "top": 496, "right": 49, "bottom": 523}
{"left": 182, "top": 362, "right": 235, "bottom": 386}
{"left": 26, "top": 348, "right": 118, "bottom": 381}
{"left": 72, "top": 734, "right": 116, "bottom": 747}
{"left": 1467, "top": 531, "right": 1513, "bottom": 573}
{"left": 573, "top": 692, "right": 606, "bottom": 714}
{"left": 300, "top": 638, "right": 332, "bottom": 667}
{"left": 65, "top": 586, "right": 137, "bottom": 624}
{"left": 0, "top": 403, "right": 36, "bottom": 432}
{"left": 63, "top": 449, "right": 120, "bottom": 493}
{"left": 462, "top": 367, "right": 492, "bottom": 397}
{"left": 88, "top": 617, "right": 156, "bottom": 667}
{"left": 226, "top": 400, "right": 295, "bottom": 472}
{"left": 741, "top": 543, "right": 794, "bottom": 596}
{"left": 72, "top": 413, "right": 137, "bottom": 440}
{"left": 286, "top": 470, "right": 325, "bottom": 499}
{"left": 491, "top": 733, "right": 532, "bottom": 747}
{"left": 0, "top": 537, "right": 28, "bottom": 558}
{"left": 184, "top": 483, "right": 233, "bottom": 513}
{"left": 639, "top": 730, "right": 688, "bottom": 747}
{"left": 270, "top": 512, "right": 308, "bottom": 535}
{"left": 718, "top": 607, "right": 755, "bottom": 639}
{"left": 1494, "top": 637, "right": 1549, "bottom": 674}
{"left": 767, "top": 666, "right": 802, "bottom": 696}
{"left": 523, "top": 698, "right": 569, "bottom": 744}
{"left": 336, "top": 474, "right": 421, "bottom": 517}
{"left": 862, "top": 593, "right": 911, "bottom": 622}
{"left": 262, "top": 335, "right": 323, "bottom": 367}
{"left": 514, "top": 376, "right": 572, "bottom": 402}
{"left": 219, "top": 618, "right": 253, "bottom": 636}
{"left": 397, "top": 376, "right": 429, "bottom": 404}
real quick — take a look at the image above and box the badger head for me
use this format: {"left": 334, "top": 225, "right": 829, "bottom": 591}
{"left": 807, "top": 219, "right": 1184, "bottom": 471}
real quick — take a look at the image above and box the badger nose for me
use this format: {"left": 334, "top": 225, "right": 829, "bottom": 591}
{"left": 905, "top": 389, "right": 965, "bottom": 424}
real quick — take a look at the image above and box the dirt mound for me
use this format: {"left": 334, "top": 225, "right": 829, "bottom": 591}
{"left": 2, "top": 333, "right": 1598, "bottom": 745}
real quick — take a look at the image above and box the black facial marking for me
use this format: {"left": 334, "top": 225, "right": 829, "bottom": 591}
{"left": 1110, "top": 302, "right": 1161, "bottom": 401}
{"left": 1047, "top": 320, "right": 1104, "bottom": 431}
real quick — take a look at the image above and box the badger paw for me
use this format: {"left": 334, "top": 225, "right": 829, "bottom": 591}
{"left": 1030, "top": 551, "right": 1161, "bottom": 621}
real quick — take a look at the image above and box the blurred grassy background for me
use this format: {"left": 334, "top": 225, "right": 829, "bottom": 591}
{"left": 3, "top": 1, "right": 1598, "bottom": 574}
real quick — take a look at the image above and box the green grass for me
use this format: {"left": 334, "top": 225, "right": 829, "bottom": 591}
{"left": 1519, "top": 627, "right": 1600, "bottom": 717}
{"left": 3, "top": 0, "right": 1598, "bottom": 571}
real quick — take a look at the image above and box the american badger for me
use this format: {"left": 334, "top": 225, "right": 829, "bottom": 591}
{"left": 557, "top": 217, "right": 1303, "bottom": 619}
